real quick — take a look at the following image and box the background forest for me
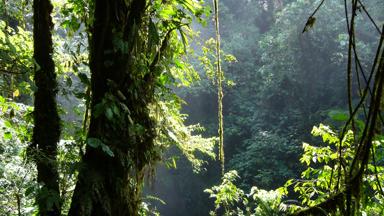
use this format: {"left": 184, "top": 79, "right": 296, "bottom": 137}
{"left": 0, "top": 0, "right": 383, "bottom": 215}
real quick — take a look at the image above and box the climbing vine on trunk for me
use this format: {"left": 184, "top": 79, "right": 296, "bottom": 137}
{"left": 30, "top": 0, "right": 61, "bottom": 215}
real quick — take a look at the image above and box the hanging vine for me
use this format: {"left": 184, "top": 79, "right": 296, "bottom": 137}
{"left": 213, "top": 0, "right": 224, "bottom": 175}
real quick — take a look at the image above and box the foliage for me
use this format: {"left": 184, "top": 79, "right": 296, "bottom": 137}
{"left": 205, "top": 122, "right": 384, "bottom": 215}
{"left": 146, "top": 0, "right": 218, "bottom": 170}
{"left": 0, "top": 96, "right": 36, "bottom": 215}
{"left": 204, "top": 170, "right": 286, "bottom": 216}
{"left": 1, "top": 0, "right": 383, "bottom": 214}
{"left": 204, "top": 170, "right": 244, "bottom": 214}
{"left": 282, "top": 124, "right": 384, "bottom": 214}
{"left": 153, "top": 99, "right": 216, "bottom": 172}
{"left": 229, "top": 131, "right": 300, "bottom": 189}
{"left": 0, "top": 20, "right": 33, "bottom": 100}
{"left": 1, "top": 0, "right": 218, "bottom": 214}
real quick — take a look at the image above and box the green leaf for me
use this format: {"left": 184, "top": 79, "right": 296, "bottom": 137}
{"left": 93, "top": 102, "right": 105, "bottom": 118}
{"left": 112, "top": 104, "right": 120, "bottom": 117}
{"left": 148, "top": 19, "right": 160, "bottom": 50}
{"left": 0, "top": 95, "right": 5, "bottom": 103}
{"left": 172, "top": 157, "right": 177, "bottom": 168}
{"left": 101, "top": 144, "right": 115, "bottom": 157}
{"left": 4, "top": 120, "right": 12, "bottom": 128}
{"left": 179, "top": 29, "right": 188, "bottom": 54}
{"left": 87, "top": 138, "right": 114, "bottom": 157}
{"left": 328, "top": 110, "right": 348, "bottom": 121}
{"left": 3, "top": 131, "right": 12, "bottom": 140}
{"left": 87, "top": 137, "right": 102, "bottom": 148}
{"left": 105, "top": 107, "right": 114, "bottom": 120}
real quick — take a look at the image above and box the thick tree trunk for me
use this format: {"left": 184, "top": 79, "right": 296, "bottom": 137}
{"left": 69, "top": 1, "right": 155, "bottom": 215}
{"left": 31, "top": 0, "right": 61, "bottom": 215}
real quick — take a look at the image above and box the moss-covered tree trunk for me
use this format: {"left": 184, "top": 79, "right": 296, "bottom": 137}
{"left": 68, "top": 0, "right": 156, "bottom": 215}
{"left": 31, "top": 0, "right": 61, "bottom": 215}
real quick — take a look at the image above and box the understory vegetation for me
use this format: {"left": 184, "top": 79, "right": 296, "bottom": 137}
{"left": 0, "top": 0, "right": 383, "bottom": 215}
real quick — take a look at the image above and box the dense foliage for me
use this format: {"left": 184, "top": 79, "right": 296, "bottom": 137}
{"left": 0, "top": 0, "right": 383, "bottom": 215}
{"left": 1, "top": 0, "right": 215, "bottom": 214}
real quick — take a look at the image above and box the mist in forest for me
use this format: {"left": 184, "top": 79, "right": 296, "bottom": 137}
{"left": 145, "top": 0, "right": 383, "bottom": 215}
{"left": 1, "top": 0, "right": 383, "bottom": 215}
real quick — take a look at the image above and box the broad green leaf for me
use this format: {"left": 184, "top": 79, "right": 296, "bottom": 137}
{"left": 87, "top": 138, "right": 114, "bottom": 157}
{"left": 101, "top": 144, "right": 114, "bottom": 157}
{"left": 87, "top": 137, "right": 102, "bottom": 148}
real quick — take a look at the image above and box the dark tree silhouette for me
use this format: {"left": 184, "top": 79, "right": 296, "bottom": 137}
{"left": 31, "top": 0, "right": 61, "bottom": 215}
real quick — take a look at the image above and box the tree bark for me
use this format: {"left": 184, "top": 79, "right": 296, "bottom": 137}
{"left": 31, "top": 0, "right": 61, "bottom": 215}
{"left": 68, "top": 0, "right": 155, "bottom": 215}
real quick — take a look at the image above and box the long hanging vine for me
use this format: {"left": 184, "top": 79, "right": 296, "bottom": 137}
{"left": 213, "top": 0, "right": 224, "bottom": 175}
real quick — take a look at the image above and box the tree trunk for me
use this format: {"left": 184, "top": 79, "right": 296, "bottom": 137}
{"left": 31, "top": 0, "right": 61, "bottom": 215}
{"left": 68, "top": 0, "right": 155, "bottom": 215}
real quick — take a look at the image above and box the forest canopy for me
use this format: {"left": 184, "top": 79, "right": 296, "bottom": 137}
{"left": 0, "top": 0, "right": 383, "bottom": 215}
